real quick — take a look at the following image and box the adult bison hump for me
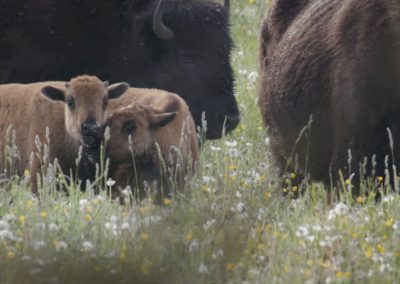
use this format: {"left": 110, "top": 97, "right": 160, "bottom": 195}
{"left": 0, "top": 0, "right": 239, "bottom": 139}
{"left": 260, "top": 0, "right": 400, "bottom": 186}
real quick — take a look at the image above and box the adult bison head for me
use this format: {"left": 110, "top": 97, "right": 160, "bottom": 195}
{"left": 133, "top": 0, "right": 240, "bottom": 139}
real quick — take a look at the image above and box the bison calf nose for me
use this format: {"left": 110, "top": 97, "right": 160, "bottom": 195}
{"left": 81, "top": 123, "right": 101, "bottom": 138}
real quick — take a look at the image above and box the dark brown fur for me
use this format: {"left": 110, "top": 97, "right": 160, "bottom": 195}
{"left": 106, "top": 89, "right": 199, "bottom": 202}
{"left": 0, "top": 75, "right": 128, "bottom": 194}
{"left": 260, "top": 0, "right": 400, "bottom": 187}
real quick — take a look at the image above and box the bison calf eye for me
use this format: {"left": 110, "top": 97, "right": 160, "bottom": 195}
{"left": 103, "top": 97, "right": 109, "bottom": 109}
{"left": 66, "top": 97, "right": 75, "bottom": 110}
{"left": 122, "top": 120, "right": 136, "bottom": 134}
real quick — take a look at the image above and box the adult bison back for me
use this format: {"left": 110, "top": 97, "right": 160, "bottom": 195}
{"left": 260, "top": 0, "right": 400, "bottom": 186}
{"left": 0, "top": 0, "right": 239, "bottom": 139}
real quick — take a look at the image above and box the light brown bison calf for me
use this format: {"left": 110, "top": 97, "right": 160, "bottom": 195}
{"left": 260, "top": 0, "right": 400, "bottom": 189}
{"left": 0, "top": 75, "right": 128, "bottom": 194}
{"left": 106, "top": 89, "right": 199, "bottom": 202}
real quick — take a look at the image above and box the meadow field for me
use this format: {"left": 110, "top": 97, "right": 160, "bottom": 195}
{"left": 1, "top": 1, "right": 400, "bottom": 283}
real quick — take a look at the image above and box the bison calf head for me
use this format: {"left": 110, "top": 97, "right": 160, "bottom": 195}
{"left": 105, "top": 103, "right": 177, "bottom": 163}
{"left": 41, "top": 75, "right": 129, "bottom": 160}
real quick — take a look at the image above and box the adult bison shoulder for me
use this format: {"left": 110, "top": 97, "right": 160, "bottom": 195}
{"left": 260, "top": 0, "right": 400, "bottom": 185}
{"left": 0, "top": 0, "right": 239, "bottom": 139}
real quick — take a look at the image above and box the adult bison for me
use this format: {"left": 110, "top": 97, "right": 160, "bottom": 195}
{"left": 0, "top": 0, "right": 239, "bottom": 139}
{"left": 260, "top": 0, "right": 400, "bottom": 187}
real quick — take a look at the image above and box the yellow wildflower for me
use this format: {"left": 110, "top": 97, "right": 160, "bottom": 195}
{"left": 356, "top": 196, "right": 364, "bottom": 204}
{"left": 292, "top": 186, "right": 298, "bottom": 192}
{"left": 85, "top": 214, "right": 92, "bottom": 222}
{"left": 141, "top": 233, "right": 149, "bottom": 241}
{"left": 365, "top": 247, "right": 372, "bottom": 259}
{"left": 186, "top": 232, "right": 193, "bottom": 242}
{"left": 226, "top": 263, "right": 235, "bottom": 271}
{"left": 19, "top": 215, "right": 26, "bottom": 224}
{"left": 163, "top": 198, "right": 171, "bottom": 206}
{"left": 40, "top": 211, "right": 47, "bottom": 219}
{"left": 264, "top": 191, "right": 271, "bottom": 200}
{"left": 377, "top": 176, "right": 384, "bottom": 183}
{"left": 290, "top": 173, "right": 296, "bottom": 179}
{"left": 377, "top": 244, "right": 385, "bottom": 255}
{"left": 7, "top": 251, "right": 15, "bottom": 258}
{"left": 385, "top": 218, "right": 394, "bottom": 227}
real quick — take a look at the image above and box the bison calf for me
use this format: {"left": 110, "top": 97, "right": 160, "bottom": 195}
{"left": 105, "top": 89, "right": 199, "bottom": 202}
{"left": 260, "top": 0, "right": 400, "bottom": 189}
{"left": 0, "top": 75, "right": 128, "bottom": 194}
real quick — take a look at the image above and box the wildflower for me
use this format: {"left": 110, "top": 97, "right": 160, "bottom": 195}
{"left": 224, "top": 140, "right": 237, "bottom": 147}
{"left": 163, "top": 198, "right": 171, "bottom": 206}
{"left": 7, "top": 251, "right": 15, "bottom": 258}
{"left": 198, "top": 263, "right": 209, "bottom": 274}
{"left": 328, "top": 203, "right": 349, "bottom": 220}
{"left": 27, "top": 199, "right": 34, "bottom": 209}
{"left": 365, "top": 247, "right": 373, "bottom": 259}
{"left": 24, "top": 169, "right": 30, "bottom": 177}
{"left": 141, "top": 233, "right": 149, "bottom": 241}
{"left": 106, "top": 178, "right": 116, "bottom": 187}
{"left": 40, "top": 211, "right": 47, "bottom": 219}
{"left": 356, "top": 196, "right": 364, "bottom": 204}
{"left": 54, "top": 241, "right": 68, "bottom": 252}
{"left": 82, "top": 241, "right": 94, "bottom": 251}
{"left": 210, "top": 145, "right": 221, "bottom": 152}
{"left": 0, "top": 220, "right": 10, "bottom": 230}
{"left": 227, "top": 148, "right": 239, "bottom": 158}
{"left": 226, "top": 263, "right": 235, "bottom": 271}
{"left": 202, "top": 185, "right": 210, "bottom": 193}
{"left": 19, "top": 215, "right": 26, "bottom": 225}
{"left": 377, "top": 244, "right": 385, "bottom": 255}
{"left": 292, "top": 186, "right": 298, "bottom": 192}
{"left": 377, "top": 176, "right": 384, "bottom": 183}
{"left": 33, "top": 240, "right": 46, "bottom": 250}
{"left": 109, "top": 215, "right": 118, "bottom": 224}
{"left": 290, "top": 173, "right": 296, "bottom": 179}
{"left": 85, "top": 214, "right": 92, "bottom": 222}
{"left": 385, "top": 218, "right": 394, "bottom": 228}
{"left": 248, "top": 71, "right": 258, "bottom": 83}
{"left": 228, "top": 164, "right": 237, "bottom": 171}
{"left": 265, "top": 138, "right": 270, "bottom": 146}
{"left": 383, "top": 195, "right": 395, "bottom": 203}
{"left": 202, "top": 176, "right": 215, "bottom": 183}
{"left": 0, "top": 230, "right": 15, "bottom": 240}
{"left": 121, "top": 222, "right": 130, "bottom": 230}
{"left": 264, "top": 192, "right": 271, "bottom": 200}
{"left": 186, "top": 232, "right": 193, "bottom": 242}
{"left": 48, "top": 223, "right": 59, "bottom": 232}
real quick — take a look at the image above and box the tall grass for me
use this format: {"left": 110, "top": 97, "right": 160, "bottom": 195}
{"left": 1, "top": 1, "right": 400, "bottom": 283}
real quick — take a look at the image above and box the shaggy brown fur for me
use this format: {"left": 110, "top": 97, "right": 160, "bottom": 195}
{"left": 106, "top": 89, "right": 199, "bottom": 202}
{"left": 0, "top": 75, "right": 128, "bottom": 194}
{"left": 260, "top": 0, "right": 400, "bottom": 187}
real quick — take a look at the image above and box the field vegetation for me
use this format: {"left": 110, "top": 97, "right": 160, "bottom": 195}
{"left": 1, "top": 1, "right": 400, "bottom": 283}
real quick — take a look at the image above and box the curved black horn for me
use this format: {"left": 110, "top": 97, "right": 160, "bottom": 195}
{"left": 153, "top": 0, "right": 174, "bottom": 41}
{"left": 224, "top": 0, "right": 230, "bottom": 10}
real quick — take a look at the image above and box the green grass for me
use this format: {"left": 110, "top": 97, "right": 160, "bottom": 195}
{"left": 1, "top": 1, "right": 400, "bottom": 283}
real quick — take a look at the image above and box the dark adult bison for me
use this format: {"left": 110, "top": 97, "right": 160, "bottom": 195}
{"left": 260, "top": 0, "right": 400, "bottom": 187}
{"left": 0, "top": 0, "right": 239, "bottom": 139}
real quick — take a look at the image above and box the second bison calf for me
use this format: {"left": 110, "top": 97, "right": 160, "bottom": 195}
{"left": 105, "top": 90, "right": 199, "bottom": 202}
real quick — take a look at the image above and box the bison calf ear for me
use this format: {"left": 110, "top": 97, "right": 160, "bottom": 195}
{"left": 150, "top": 112, "right": 177, "bottom": 129}
{"left": 107, "top": 82, "right": 129, "bottom": 99}
{"left": 41, "top": 86, "right": 66, "bottom": 102}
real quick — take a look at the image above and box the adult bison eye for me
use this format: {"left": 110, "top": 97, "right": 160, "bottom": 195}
{"left": 122, "top": 120, "right": 136, "bottom": 134}
{"left": 66, "top": 97, "right": 75, "bottom": 110}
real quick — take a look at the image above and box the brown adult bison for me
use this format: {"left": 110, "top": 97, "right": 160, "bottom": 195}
{"left": 0, "top": 0, "right": 239, "bottom": 140}
{"left": 0, "top": 76, "right": 128, "bottom": 194}
{"left": 106, "top": 89, "right": 199, "bottom": 202}
{"left": 260, "top": 0, "right": 400, "bottom": 187}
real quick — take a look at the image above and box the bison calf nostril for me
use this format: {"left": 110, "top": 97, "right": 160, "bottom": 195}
{"left": 81, "top": 123, "right": 101, "bottom": 137}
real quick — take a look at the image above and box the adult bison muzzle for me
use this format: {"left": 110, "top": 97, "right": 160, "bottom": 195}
{"left": 0, "top": 0, "right": 240, "bottom": 139}
{"left": 260, "top": 0, "right": 400, "bottom": 187}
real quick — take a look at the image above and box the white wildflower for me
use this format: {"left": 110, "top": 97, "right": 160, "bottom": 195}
{"left": 0, "top": 220, "right": 10, "bottom": 230}
{"left": 224, "top": 140, "right": 237, "bottom": 147}
{"left": 188, "top": 240, "right": 199, "bottom": 253}
{"left": 210, "top": 145, "right": 222, "bottom": 152}
{"left": 383, "top": 195, "right": 395, "bottom": 203}
{"left": 265, "top": 137, "right": 270, "bottom": 146}
{"left": 106, "top": 178, "right": 116, "bottom": 187}
{"left": 33, "top": 240, "right": 46, "bottom": 250}
{"left": 227, "top": 148, "right": 239, "bottom": 158}
{"left": 48, "top": 223, "right": 59, "bottom": 232}
{"left": 0, "top": 230, "right": 14, "bottom": 240}
{"left": 248, "top": 71, "right": 259, "bottom": 84}
{"left": 109, "top": 215, "right": 118, "bottom": 224}
{"left": 328, "top": 203, "right": 349, "bottom": 220}
{"left": 296, "top": 225, "right": 309, "bottom": 238}
{"left": 82, "top": 241, "right": 94, "bottom": 251}
{"left": 55, "top": 241, "right": 68, "bottom": 252}
{"left": 4, "top": 214, "right": 16, "bottom": 222}
{"left": 202, "top": 176, "right": 215, "bottom": 183}
{"left": 121, "top": 222, "right": 130, "bottom": 230}
{"left": 198, "top": 263, "right": 209, "bottom": 274}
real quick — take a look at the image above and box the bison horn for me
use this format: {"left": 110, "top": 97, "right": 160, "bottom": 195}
{"left": 153, "top": 0, "right": 174, "bottom": 41}
{"left": 224, "top": 0, "right": 230, "bottom": 10}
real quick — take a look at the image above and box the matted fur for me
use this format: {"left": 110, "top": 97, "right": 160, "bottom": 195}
{"left": 106, "top": 88, "right": 199, "bottom": 201}
{"left": 260, "top": 0, "right": 400, "bottom": 186}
